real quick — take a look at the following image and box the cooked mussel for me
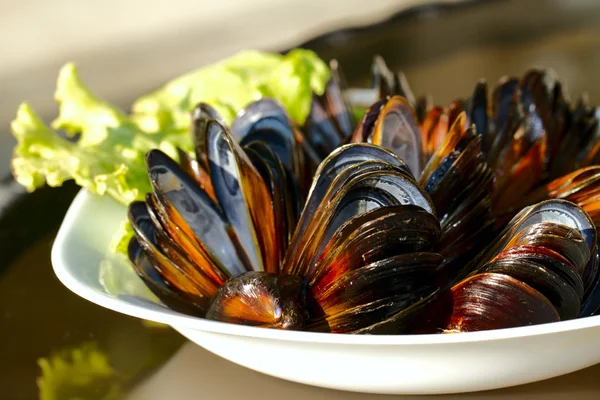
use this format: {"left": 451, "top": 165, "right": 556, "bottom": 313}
{"left": 442, "top": 273, "right": 559, "bottom": 333}
{"left": 125, "top": 59, "right": 600, "bottom": 335}
{"left": 438, "top": 200, "right": 595, "bottom": 329}
{"left": 206, "top": 272, "right": 306, "bottom": 330}
{"left": 303, "top": 60, "right": 356, "bottom": 159}
{"left": 128, "top": 106, "right": 445, "bottom": 333}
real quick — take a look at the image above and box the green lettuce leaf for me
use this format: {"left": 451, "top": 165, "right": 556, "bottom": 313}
{"left": 11, "top": 49, "right": 329, "bottom": 261}
{"left": 37, "top": 342, "right": 124, "bottom": 400}
{"left": 132, "top": 48, "right": 329, "bottom": 131}
{"left": 10, "top": 64, "right": 169, "bottom": 205}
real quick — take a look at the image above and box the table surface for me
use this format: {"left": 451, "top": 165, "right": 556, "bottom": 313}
{"left": 3, "top": 0, "right": 600, "bottom": 398}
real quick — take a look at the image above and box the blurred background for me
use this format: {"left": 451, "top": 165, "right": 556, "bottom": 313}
{"left": 4, "top": 0, "right": 600, "bottom": 398}
{"left": 0, "top": 0, "right": 452, "bottom": 176}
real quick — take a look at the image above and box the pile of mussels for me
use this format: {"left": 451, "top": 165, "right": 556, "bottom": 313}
{"left": 128, "top": 56, "right": 600, "bottom": 334}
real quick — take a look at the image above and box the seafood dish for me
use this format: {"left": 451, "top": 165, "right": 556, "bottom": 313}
{"left": 125, "top": 56, "right": 600, "bottom": 334}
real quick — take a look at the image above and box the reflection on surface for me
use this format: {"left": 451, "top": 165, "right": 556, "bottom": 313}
{"left": 0, "top": 234, "right": 184, "bottom": 399}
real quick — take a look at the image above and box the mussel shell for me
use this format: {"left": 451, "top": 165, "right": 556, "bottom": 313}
{"left": 324, "top": 59, "right": 356, "bottom": 138}
{"left": 488, "top": 77, "right": 519, "bottom": 166}
{"left": 294, "top": 165, "right": 435, "bottom": 277}
{"left": 304, "top": 93, "right": 344, "bottom": 158}
{"left": 204, "top": 120, "right": 278, "bottom": 273}
{"left": 246, "top": 140, "right": 303, "bottom": 224}
{"left": 549, "top": 97, "right": 597, "bottom": 177}
{"left": 176, "top": 147, "right": 216, "bottom": 202}
{"left": 580, "top": 246, "right": 600, "bottom": 317}
{"left": 512, "top": 167, "right": 600, "bottom": 227}
{"left": 475, "top": 200, "right": 596, "bottom": 271}
{"left": 206, "top": 272, "right": 306, "bottom": 330}
{"left": 231, "top": 98, "right": 301, "bottom": 177}
{"left": 145, "top": 191, "right": 235, "bottom": 287}
{"left": 479, "top": 258, "right": 580, "bottom": 320}
{"left": 424, "top": 128, "right": 485, "bottom": 216}
{"left": 419, "top": 112, "right": 467, "bottom": 186}
{"left": 243, "top": 146, "right": 285, "bottom": 269}
{"left": 351, "top": 288, "right": 441, "bottom": 335}
{"left": 467, "top": 80, "right": 489, "bottom": 150}
{"left": 371, "top": 55, "right": 397, "bottom": 99}
{"left": 582, "top": 241, "right": 600, "bottom": 300}
{"left": 491, "top": 127, "right": 546, "bottom": 213}
{"left": 307, "top": 252, "right": 441, "bottom": 334}
{"left": 191, "top": 102, "right": 224, "bottom": 170}
{"left": 127, "top": 238, "right": 206, "bottom": 316}
{"left": 146, "top": 149, "right": 247, "bottom": 276}
{"left": 309, "top": 205, "right": 441, "bottom": 292}
{"left": 131, "top": 200, "right": 222, "bottom": 294}
{"left": 491, "top": 245, "right": 584, "bottom": 301}
{"left": 127, "top": 203, "right": 213, "bottom": 308}
{"left": 507, "top": 223, "right": 590, "bottom": 275}
{"left": 420, "top": 106, "right": 449, "bottom": 160}
{"left": 351, "top": 98, "right": 388, "bottom": 142}
{"left": 370, "top": 96, "right": 424, "bottom": 177}
{"left": 282, "top": 143, "right": 414, "bottom": 275}
{"left": 351, "top": 95, "right": 424, "bottom": 177}
{"left": 444, "top": 273, "right": 559, "bottom": 332}
{"left": 316, "top": 186, "right": 403, "bottom": 252}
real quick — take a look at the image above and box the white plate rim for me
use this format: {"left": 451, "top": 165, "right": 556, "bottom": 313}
{"left": 52, "top": 189, "right": 600, "bottom": 346}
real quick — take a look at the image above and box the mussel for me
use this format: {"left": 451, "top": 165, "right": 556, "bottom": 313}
{"left": 126, "top": 56, "right": 600, "bottom": 335}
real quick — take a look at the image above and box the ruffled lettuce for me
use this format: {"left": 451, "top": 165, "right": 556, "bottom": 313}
{"left": 10, "top": 64, "right": 183, "bottom": 205}
{"left": 10, "top": 49, "right": 330, "bottom": 259}
{"left": 37, "top": 343, "right": 124, "bottom": 400}
{"left": 131, "top": 48, "right": 330, "bottom": 132}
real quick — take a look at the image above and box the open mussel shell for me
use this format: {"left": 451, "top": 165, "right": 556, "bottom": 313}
{"left": 487, "top": 77, "right": 520, "bottom": 168}
{"left": 176, "top": 147, "right": 216, "bottom": 202}
{"left": 304, "top": 93, "right": 345, "bottom": 159}
{"left": 287, "top": 162, "right": 434, "bottom": 277}
{"left": 308, "top": 205, "right": 441, "bottom": 293}
{"left": 420, "top": 106, "right": 448, "bottom": 160}
{"left": 304, "top": 58, "right": 355, "bottom": 154}
{"left": 282, "top": 143, "right": 415, "bottom": 275}
{"left": 466, "top": 80, "right": 489, "bottom": 150}
{"left": 243, "top": 141, "right": 301, "bottom": 265}
{"left": 370, "top": 55, "right": 417, "bottom": 107}
{"left": 127, "top": 201, "right": 214, "bottom": 312}
{"left": 306, "top": 252, "right": 442, "bottom": 334}
{"left": 582, "top": 241, "right": 600, "bottom": 301}
{"left": 324, "top": 59, "right": 356, "bottom": 138}
{"left": 512, "top": 166, "right": 600, "bottom": 227}
{"left": 231, "top": 98, "right": 305, "bottom": 181}
{"left": 127, "top": 238, "right": 206, "bottom": 316}
{"left": 490, "top": 245, "right": 584, "bottom": 302}
{"left": 351, "top": 96, "right": 425, "bottom": 177}
{"left": 419, "top": 112, "right": 466, "bottom": 186}
{"left": 506, "top": 223, "right": 590, "bottom": 276}
{"left": 442, "top": 273, "right": 559, "bottom": 333}
{"left": 146, "top": 149, "right": 247, "bottom": 277}
{"left": 204, "top": 120, "right": 279, "bottom": 273}
{"left": 474, "top": 200, "right": 596, "bottom": 271}
{"left": 418, "top": 111, "right": 495, "bottom": 283}
{"left": 549, "top": 96, "right": 599, "bottom": 177}
{"left": 479, "top": 258, "right": 580, "bottom": 320}
{"left": 191, "top": 102, "right": 225, "bottom": 170}
{"left": 206, "top": 271, "right": 306, "bottom": 330}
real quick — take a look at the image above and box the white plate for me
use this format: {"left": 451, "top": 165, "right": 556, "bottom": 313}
{"left": 52, "top": 189, "right": 600, "bottom": 395}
